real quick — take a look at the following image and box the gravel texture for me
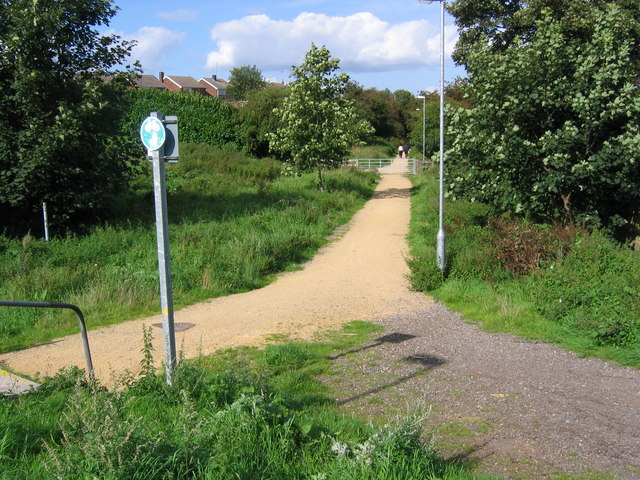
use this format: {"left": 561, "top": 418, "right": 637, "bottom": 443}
{"left": 325, "top": 303, "right": 640, "bottom": 479}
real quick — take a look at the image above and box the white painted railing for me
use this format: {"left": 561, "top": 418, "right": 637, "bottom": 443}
{"left": 345, "top": 158, "right": 429, "bottom": 175}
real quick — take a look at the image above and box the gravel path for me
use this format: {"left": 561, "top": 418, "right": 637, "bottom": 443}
{"left": 325, "top": 304, "right": 640, "bottom": 479}
{"left": 2, "top": 167, "right": 639, "bottom": 478}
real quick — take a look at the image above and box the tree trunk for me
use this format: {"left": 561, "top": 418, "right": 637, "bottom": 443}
{"left": 560, "top": 191, "right": 572, "bottom": 225}
{"left": 317, "top": 169, "right": 325, "bottom": 190}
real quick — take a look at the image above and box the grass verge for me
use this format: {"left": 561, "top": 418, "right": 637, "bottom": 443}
{"left": 0, "top": 144, "right": 377, "bottom": 352}
{"left": 0, "top": 323, "right": 498, "bottom": 479}
{"left": 408, "top": 167, "right": 640, "bottom": 368}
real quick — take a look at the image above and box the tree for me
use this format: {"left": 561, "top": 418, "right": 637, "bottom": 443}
{"left": 447, "top": 3, "right": 640, "bottom": 235}
{"left": 238, "top": 86, "right": 289, "bottom": 158}
{"left": 227, "top": 65, "right": 267, "bottom": 101}
{"left": 0, "top": 0, "right": 138, "bottom": 235}
{"left": 346, "top": 84, "right": 404, "bottom": 140}
{"left": 268, "top": 44, "right": 372, "bottom": 189}
{"left": 393, "top": 90, "right": 415, "bottom": 112}
{"left": 448, "top": 0, "right": 640, "bottom": 68}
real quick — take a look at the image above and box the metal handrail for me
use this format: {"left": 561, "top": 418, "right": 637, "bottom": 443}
{"left": 0, "top": 300, "right": 94, "bottom": 379}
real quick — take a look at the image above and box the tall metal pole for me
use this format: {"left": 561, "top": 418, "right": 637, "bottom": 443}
{"left": 436, "top": 0, "right": 446, "bottom": 271}
{"left": 149, "top": 112, "right": 177, "bottom": 385}
{"left": 419, "top": 0, "right": 446, "bottom": 271}
{"left": 42, "top": 202, "right": 49, "bottom": 242}
{"left": 422, "top": 95, "right": 426, "bottom": 164}
{"left": 416, "top": 94, "right": 426, "bottom": 169}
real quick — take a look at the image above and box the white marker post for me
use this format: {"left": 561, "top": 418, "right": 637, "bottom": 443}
{"left": 140, "top": 111, "right": 179, "bottom": 385}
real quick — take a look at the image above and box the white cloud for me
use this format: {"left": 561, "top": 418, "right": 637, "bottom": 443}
{"left": 156, "top": 9, "right": 199, "bottom": 22}
{"left": 205, "top": 12, "right": 457, "bottom": 74}
{"left": 122, "top": 27, "right": 186, "bottom": 71}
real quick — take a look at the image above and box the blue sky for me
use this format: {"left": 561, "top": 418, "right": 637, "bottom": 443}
{"left": 107, "top": 0, "right": 466, "bottom": 94}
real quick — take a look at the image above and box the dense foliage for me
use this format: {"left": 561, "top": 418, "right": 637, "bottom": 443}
{"left": 446, "top": 1, "right": 640, "bottom": 235}
{"left": 269, "top": 44, "right": 372, "bottom": 188}
{"left": 123, "top": 88, "right": 240, "bottom": 150}
{"left": 0, "top": 0, "right": 138, "bottom": 235}
{"left": 409, "top": 92, "right": 469, "bottom": 162}
{"left": 346, "top": 84, "right": 405, "bottom": 140}
{"left": 237, "top": 86, "right": 289, "bottom": 158}
{"left": 227, "top": 65, "right": 267, "bottom": 101}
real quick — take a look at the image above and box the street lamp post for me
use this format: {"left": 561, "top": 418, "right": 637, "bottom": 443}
{"left": 416, "top": 95, "right": 426, "bottom": 165}
{"left": 419, "top": 0, "right": 446, "bottom": 271}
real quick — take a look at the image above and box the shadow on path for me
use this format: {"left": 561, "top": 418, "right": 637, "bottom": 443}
{"left": 336, "top": 352, "right": 446, "bottom": 406}
{"left": 328, "top": 332, "right": 417, "bottom": 360}
{"left": 371, "top": 187, "right": 411, "bottom": 200}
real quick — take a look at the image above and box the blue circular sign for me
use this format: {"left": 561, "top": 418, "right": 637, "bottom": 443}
{"left": 140, "top": 116, "right": 166, "bottom": 151}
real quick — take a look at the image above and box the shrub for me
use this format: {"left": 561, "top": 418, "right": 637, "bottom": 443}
{"left": 528, "top": 231, "right": 640, "bottom": 347}
{"left": 121, "top": 89, "right": 240, "bottom": 150}
{"left": 489, "top": 217, "right": 555, "bottom": 276}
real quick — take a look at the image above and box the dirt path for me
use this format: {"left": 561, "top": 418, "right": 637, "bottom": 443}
{"left": 3, "top": 167, "right": 639, "bottom": 478}
{"left": 0, "top": 172, "right": 431, "bottom": 380}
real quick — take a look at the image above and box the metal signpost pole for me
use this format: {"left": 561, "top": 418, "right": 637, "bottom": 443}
{"left": 142, "top": 111, "right": 177, "bottom": 385}
{"left": 42, "top": 202, "right": 49, "bottom": 242}
{"left": 436, "top": 0, "right": 446, "bottom": 271}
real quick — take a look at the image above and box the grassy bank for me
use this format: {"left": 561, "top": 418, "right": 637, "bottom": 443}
{"left": 408, "top": 167, "right": 640, "bottom": 368}
{"left": 0, "top": 144, "right": 377, "bottom": 352}
{"left": 0, "top": 323, "right": 497, "bottom": 479}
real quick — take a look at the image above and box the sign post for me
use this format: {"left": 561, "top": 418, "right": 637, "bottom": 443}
{"left": 140, "top": 111, "right": 179, "bottom": 385}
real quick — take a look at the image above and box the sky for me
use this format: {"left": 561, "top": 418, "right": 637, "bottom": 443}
{"left": 107, "top": 0, "right": 466, "bottom": 95}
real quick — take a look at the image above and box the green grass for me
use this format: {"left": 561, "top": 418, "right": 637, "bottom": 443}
{"left": 0, "top": 143, "right": 378, "bottom": 352}
{"left": 0, "top": 323, "right": 497, "bottom": 479}
{"left": 408, "top": 167, "right": 640, "bottom": 368}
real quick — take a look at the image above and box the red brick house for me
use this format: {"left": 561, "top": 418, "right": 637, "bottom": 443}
{"left": 135, "top": 74, "right": 167, "bottom": 90}
{"left": 198, "top": 75, "right": 229, "bottom": 99}
{"left": 160, "top": 73, "right": 208, "bottom": 95}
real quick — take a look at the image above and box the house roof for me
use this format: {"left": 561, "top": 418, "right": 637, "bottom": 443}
{"left": 199, "top": 77, "right": 229, "bottom": 90}
{"left": 164, "top": 75, "right": 206, "bottom": 90}
{"left": 136, "top": 75, "right": 167, "bottom": 89}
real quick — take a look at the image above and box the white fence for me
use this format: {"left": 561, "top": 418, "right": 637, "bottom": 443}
{"left": 345, "top": 158, "right": 429, "bottom": 175}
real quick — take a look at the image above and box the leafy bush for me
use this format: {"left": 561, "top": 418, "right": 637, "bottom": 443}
{"left": 528, "top": 231, "right": 640, "bottom": 347}
{"left": 122, "top": 89, "right": 240, "bottom": 150}
{"left": 446, "top": 4, "right": 640, "bottom": 236}
{"left": 0, "top": 1, "right": 139, "bottom": 235}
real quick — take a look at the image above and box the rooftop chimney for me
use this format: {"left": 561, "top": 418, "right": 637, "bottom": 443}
{"left": 159, "top": 71, "right": 164, "bottom": 83}
{"left": 212, "top": 74, "right": 217, "bottom": 81}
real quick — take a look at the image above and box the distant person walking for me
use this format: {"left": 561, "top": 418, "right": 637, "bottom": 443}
{"left": 403, "top": 144, "right": 411, "bottom": 158}
{"left": 398, "top": 145, "right": 404, "bottom": 158}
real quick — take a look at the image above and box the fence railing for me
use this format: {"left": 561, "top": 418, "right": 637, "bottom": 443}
{"left": 0, "top": 300, "right": 94, "bottom": 378}
{"left": 345, "top": 158, "right": 431, "bottom": 174}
